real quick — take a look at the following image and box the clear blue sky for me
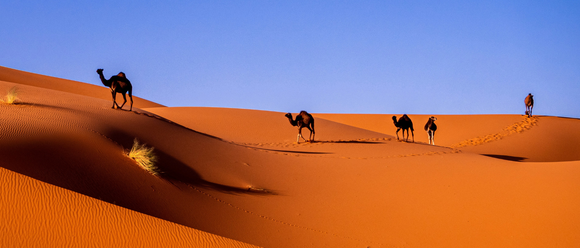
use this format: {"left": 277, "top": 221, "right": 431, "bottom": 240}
{"left": 1, "top": 1, "right": 579, "bottom": 117}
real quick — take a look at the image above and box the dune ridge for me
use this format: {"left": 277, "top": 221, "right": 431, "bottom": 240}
{"left": 0, "top": 66, "right": 163, "bottom": 108}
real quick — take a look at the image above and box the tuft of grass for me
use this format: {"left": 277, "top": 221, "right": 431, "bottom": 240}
{"left": 1, "top": 87, "right": 19, "bottom": 104}
{"left": 127, "top": 139, "right": 159, "bottom": 175}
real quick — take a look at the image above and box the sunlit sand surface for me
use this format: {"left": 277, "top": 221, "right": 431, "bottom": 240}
{"left": 1, "top": 66, "right": 579, "bottom": 247}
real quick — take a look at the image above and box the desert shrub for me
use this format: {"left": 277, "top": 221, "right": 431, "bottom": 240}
{"left": 1, "top": 87, "right": 19, "bottom": 104}
{"left": 127, "top": 139, "right": 159, "bottom": 175}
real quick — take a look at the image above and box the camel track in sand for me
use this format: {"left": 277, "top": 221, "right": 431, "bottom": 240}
{"left": 451, "top": 116, "right": 539, "bottom": 148}
{"left": 234, "top": 138, "right": 461, "bottom": 160}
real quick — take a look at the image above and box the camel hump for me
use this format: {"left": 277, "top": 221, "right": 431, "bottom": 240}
{"left": 525, "top": 94, "right": 534, "bottom": 106}
{"left": 405, "top": 116, "right": 414, "bottom": 130}
{"left": 117, "top": 72, "right": 126, "bottom": 78}
{"left": 424, "top": 119, "right": 437, "bottom": 131}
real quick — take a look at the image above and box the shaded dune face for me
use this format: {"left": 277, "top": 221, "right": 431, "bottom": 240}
{"left": 1, "top": 66, "right": 580, "bottom": 248}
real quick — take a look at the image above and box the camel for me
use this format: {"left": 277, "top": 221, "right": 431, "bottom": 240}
{"left": 285, "top": 111, "right": 315, "bottom": 143}
{"left": 525, "top": 93, "right": 534, "bottom": 117}
{"left": 392, "top": 114, "right": 414, "bottom": 142}
{"left": 96, "top": 68, "right": 133, "bottom": 111}
{"left": 425, "top": 116, "right": 437, "bottom": 145}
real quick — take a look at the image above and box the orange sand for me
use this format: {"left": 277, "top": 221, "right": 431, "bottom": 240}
{"left": 1, "top": 66, "right": 579, "bottom": 247}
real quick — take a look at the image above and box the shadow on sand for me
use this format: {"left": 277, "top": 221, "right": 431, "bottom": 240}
{"left": 482, "top": 154, "right": 528, "bottom": 162}
{"left": 313, "top": 140, "right": 385, "bottom": 144}
{"left": 105, "top": 128, "right": 276, "bottom": 196}
{"left": 239, "top": 139, "right": 387, "bottom": 155}
{"left": 247, "top": 146, "right": 334, "bottom": 155}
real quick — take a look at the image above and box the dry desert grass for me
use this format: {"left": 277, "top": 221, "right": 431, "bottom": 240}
{"left": 127, "top": 139, "right": 159, "bottom": 176}
{"left": 1, "top": 86, "right": 19, "bottom": 104}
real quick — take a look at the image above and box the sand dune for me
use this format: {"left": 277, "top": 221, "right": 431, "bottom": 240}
{"left": 0, "top": 167, "right": 257, "bottom": 248}
{"left": 1, "top": 66, "right": 579, "bottom": 247}
{"left": 0, "top": 66, "right": 163, "bottom": 108}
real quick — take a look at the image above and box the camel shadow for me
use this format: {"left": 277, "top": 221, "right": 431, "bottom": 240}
{"left": 241, "top": 140, "right": 386, "bottom": 155}
{"left": 247, "top": 146, "right": 333, "bottom": 155}
{"left": 312, "top": 140, "right": 385, "bottom": 144}
{"left": 482, "top": 154, "right": 528, "bottom": 162}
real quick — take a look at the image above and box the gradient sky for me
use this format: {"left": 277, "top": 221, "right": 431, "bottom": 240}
{"left": 1, "top": 1, "right": 579, "bottom": 117}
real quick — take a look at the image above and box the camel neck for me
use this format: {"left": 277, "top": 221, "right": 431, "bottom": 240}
{"left": 287, "top": 116, "right": 298, "bottom": 126}
{"left": 98, "top": 72, "right": 111, "bottom": 87}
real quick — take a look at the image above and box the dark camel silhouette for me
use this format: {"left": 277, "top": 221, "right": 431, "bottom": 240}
{"left": 285, "top": 111, "right": 315, "bottom": 143}
{"left": 525, "top": 93, "right": 534, "bottom": 117}
{"left": 425, "top": 116, "right": 437, "bottom": 145}
{"left": 96, "top": 69, "right": 133, "bottom": 111}
{"left": 392, "top": 114, "right": 414, "bottom": 142}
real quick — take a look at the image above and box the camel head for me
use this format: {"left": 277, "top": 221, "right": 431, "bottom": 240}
{"left": 392, "top": 116, "right": 398, "bottom": 122}
{"left": 430, "top": 116, "right": 437, "bottom": 121}
{"left": 285, "top": 113, "right": 298, "bottom": 126}
{"left": 96, "top": 68, "right": 104, "bottom": 74}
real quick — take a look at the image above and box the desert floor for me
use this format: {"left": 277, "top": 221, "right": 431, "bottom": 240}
{"left": 1, "top": 66, "right": 579, "bottom": 247}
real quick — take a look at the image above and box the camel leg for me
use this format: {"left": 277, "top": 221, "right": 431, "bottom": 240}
{"left": 428, "top": 131, "right": 435, "bottom": 145}
{"left": 525, "top": 106, "right": 529, "bottom": 116}
{"left": 297, "top": 127, "right": 303, "bottom": 143}
{"left": 431, "top": 131, "right": 435, "bottom": 145}
{"left": 119, "top": 93, "right": 127, "bottom": 110}
{"left": 111, "top": 91, "right": 118, "bottom": 109}
{"left": 411, "top": 130, "right": 414, "bottom": 142}
{"left": 307, "top": 127, "right": 314, "bottom": 142}
{"left": 432, "top": 131, "right": 435, "bottom": 145}
{"left": 525, "top": 106, "right": 529, "bottom": 117}
{"left": 129, "top": 92, "right": 133, "bottom": 111}
{"left": 300, "top": 131, "right": 308, "bottom": 142}
{"left": 395, "top": 128, "right": 400, "bottom": 140}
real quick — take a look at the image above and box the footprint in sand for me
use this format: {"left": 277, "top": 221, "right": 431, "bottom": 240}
{"left": 451, "top": 116, "right": 539, "bottom": 148}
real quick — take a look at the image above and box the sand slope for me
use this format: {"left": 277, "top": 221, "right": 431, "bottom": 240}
{"left": 0, "top": 66, "right": 163, "bottom": 108}
{"left": 1, "top": 67, "right": 580, "bottom": 247}
{"left": 0, "top": 167, "right": 257, "bottom": 248}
